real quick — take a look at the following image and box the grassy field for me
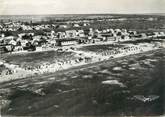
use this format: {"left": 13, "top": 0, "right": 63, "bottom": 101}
{"left": 2, "top": 51, "right": 77, "bottom": 69}
{"left": 121, "top": 38, "right": 164, "bottom": 44}
{"left": 78, "top": 44, "right": 125, "bottom": 53}
{"left": 1, "top": 49, "right": 165, "bottom": 116}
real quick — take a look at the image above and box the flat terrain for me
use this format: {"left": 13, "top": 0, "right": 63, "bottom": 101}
{"left": 1, "top": 49, "right": 165, "bottom": 116}
{"left": 78, "top": 44, "right": 125, "bottom": 52}
{"left": 2, "top": 50, "right": 76, "bottom": 69}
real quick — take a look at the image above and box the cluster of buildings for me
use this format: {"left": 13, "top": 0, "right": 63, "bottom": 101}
{"left": 0, "top": 22, "right": 56, "bottom": 31}
{"left": 0, "top": 20, "right": 90, "bottom": 32}
{"left": 0, "top": 20, "right": 165, "bottom": 54}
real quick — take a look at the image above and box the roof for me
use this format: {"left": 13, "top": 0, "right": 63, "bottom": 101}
{"left": 56, "top": 38, "right": 77, "bottom": 42}
{"left": 100, "top": 33, "right": 113, "bottom": 37}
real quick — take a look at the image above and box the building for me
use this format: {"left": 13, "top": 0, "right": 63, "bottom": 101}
{"left": 56, "top": 38, "right": 78, "bottom": 46}
{"left": 78, "top": 37, "right": 93, "bottom": 44}
{"left": 59, "top": 25, "right": 68, "bottom": 29}
{"left": 100, "top": 33, "right": 114, "bottom": 41}
{"left": 73, "top": 24, "right": 80, "bottom": 27}
{"left": 77, "top": 30, "right": 85, "bottom": 37}
{"left": 57, "top": 32, "right": 66, "bottom": 39}
{"left": 65, "top": 30, "right": 77, "bottom": 38}
{"left": 0, "top": 45, "right": 6, "bottom": 54}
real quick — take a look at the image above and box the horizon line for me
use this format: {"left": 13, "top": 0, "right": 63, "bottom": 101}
{"left": 0, "top": 12, "right": 165, "bottom": 16}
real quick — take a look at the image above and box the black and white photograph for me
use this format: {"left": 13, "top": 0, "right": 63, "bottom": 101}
{"left": 0, "top": 0, "right": 165, "bottom": 116}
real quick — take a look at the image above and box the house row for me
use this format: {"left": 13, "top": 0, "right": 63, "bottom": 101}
{"left": 1, "top": 25, "right": 165, "bottom": 53}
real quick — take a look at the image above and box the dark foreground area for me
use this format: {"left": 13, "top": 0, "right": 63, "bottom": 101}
{"left": 1, "top": 49, "right": 165, "bottom": 116}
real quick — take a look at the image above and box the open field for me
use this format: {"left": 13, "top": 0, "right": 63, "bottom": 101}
{"left": 1, "top": 49, "right": 165, "bottom": 116}
{"left": 121, "top": 38, "right": 164, "bottom": 44}
{"left": 2, "top": 50, "right": 77, "bottom": 69}
{"left": 78, "top": 44, "right": 125, "bottom": 53}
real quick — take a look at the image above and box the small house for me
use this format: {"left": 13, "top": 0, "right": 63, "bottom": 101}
{"left": 56, "top": 38, "right": 78, "bottom": 46}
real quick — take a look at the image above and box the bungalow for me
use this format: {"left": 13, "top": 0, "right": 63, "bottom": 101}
{"left": 3, "top": 36, "right": 15, "bottom": 45}
{"left": 107, "top": 37, "right": 115, "bottom": 42}
{"left": 128, "top": 31, "right": 137, "bottom": 37}
{"left": 100, "top": 33, "right": 114, "bottom": 41}
{"left": 141, "top": 33, "right": 148, "bottom": 38}
{"left": 146, "top": 32, "right": 155, "bottom": 38}
{"left": 1, "top": 34, "right": 5, "bottom": 38}
{"left": 78, "top": 37, "right": 93, "bottom": 44}
{"left": 0, "top": 38, "right": 4, "bottom": 45}
{"left": 121, "top": 29, "right": 127, "bottom": 34}
{"left": 85, "top": 22, "right": 90, "bottom": 26}
{"left": 92, "top": 38, "right": 102, "bottom": 43}
{"left": 14, "top": 46, "right": 23, "bottom": 52}
{"left": 65, "top": 30, "right": 77, "bottom": 38}
{"left": 57, "top": 32, "right": 66, "bottom": 39}
{"left": 89, "top": 28, "right": 94, "bottom": 37}
{"left": 56, "top": 38, "right": 78, "bottom": 46}
{"left": 20, "top": 40, "right": 28, "bottom": 47}
{"left": 77, "top": 30, "right": 85, "bottom": 37}
{"left": 115, "top": 29, "right": 121, "bottom": 33}
{"left": 94, "top": 29, "right": 100, "bottom": 33}
{"left": 160, "top": 32, "right": 165, "bottom": 36}
{"left": 5, "top": 44, "right": 15, "bottom": 52}
{"left": 33, "top": 36, "right": 42, "bottom": 41}
{"left": 18, "top": 33, "right": 34, "bottom": 38}
{"left": 153, "top": 32, "right": 159, "bottom": 37}
{"left": 109, "top": 29, "right": 115, "bottom": 34}
{"left": 9, "top": 39, "right": 17, "bottom": 46}
{"left": 32, "top": 40, "right": 39, "bottom": 46}
{"left": 114, "top": 36, "right": 122, "bottom": 42}
{"left": 46, "top": 31, "right": 55, "bottom": 38}
{"left": 120, "top": 35, "right": 130, "bottom": 41}
{"left": 59, "top": 25, "right": 68, "bottom": 29}
{"left": 0, "top": 45, "right": 6, "bottom": 54}
{"left": 18, "top": 33, "right": 25, "bottom": 38}
{"left": 73, "top": 24, "right": 80, "bottom": 27}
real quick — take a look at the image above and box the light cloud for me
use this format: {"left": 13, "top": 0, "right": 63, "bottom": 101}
{"left": 0, "top": 0, "right": 165, "bottom": 15}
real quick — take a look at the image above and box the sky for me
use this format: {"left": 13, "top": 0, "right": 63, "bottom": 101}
{"left": 0, "top": 0, "right": 165, "bottom": 15}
